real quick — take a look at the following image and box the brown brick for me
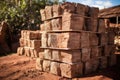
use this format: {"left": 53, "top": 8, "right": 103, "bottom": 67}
{"left": 44, "top": 21, "right": 52, "bottom": 31}
{"left": 44, "top": 49, "right": 52, "bottom": 60}
{"left": 37, "top": 31, "right": 42, "bottom": 40}
{"left": 99, "top": 57, "right": 108, "bottom": 69}
{"left": 61, "top": 50, "right": 81, "bottom": 63}
{"left": 48, "top": 33, "right": 83, "bottom": 49}
{"left": 81, "top": 33, "right": 99, "bottom": 47}
{"left": 85, "top": 18, "right": 98, "bottom": 32}
{"left": 91, "top": 47, "right": 101, "bottom": 58}
{"left": 40, "top": 23, "right": 45, "bottom": 31}
{"left": 26, "top": 31, "right": 39, "bottom": 40}
{"left": 62, "top": 13, "right": 84, "bottom": 30}
{"left": 84, "top": 59, "right": 99, "bottom": 74}
{"left": 81, "top": 32, "right": 90, "bottom": 48}
{"left": 28, "top": 40, "right": 31, "bottom": 47}
{"left": 85, "top": 6, "right": 89, "bottom": 16}
{"left": 23, "top": 30, "right": 27, "bottom": 39}
{"left": 29, "top": 49, "right": 35, "bottom": 58}
{"left": 98, "top": 19, "right": 106, "bottom": 32}
{"left": 60, "top": 62, "right": 83, "bottom": 78}
{"left": 104, "top": 45, "right": 110, "bottom": 56}
{"left": 19, "top": 38, "right": 24, "bottom": 47}
{"left": 61, "top": 2, "right": 76, "bottom": 13}
{"left": 109, "top": 54, "right": 116, "bottom": 66}
{"left": 43, "top": 60, "right": 51, "bottom": 72}
{"left": 33, "top": 48, "right": 41, "bottom": 58}
{"left": 52, "top": 50, "right": 61, "bottom": 61}
{"left": 36, "top": 58, "right": 43, "bottom": 71}
{"left": 50, "top": 62, "right": 61, "bottom": 75}
{"left": 24, "top": 48, "right": 30, "bottom": 57}
{"left": 40, "top": 9, "right": 46, "bottom": 21}
{"left": 88, "top": 7, "right": 99, "bottom": 18}
{"left": 51, "top": 18, "right": 62, "bottom": 30}
{"left": 41, "top": 32, "right": 48, "bottom": 47}
{"left": 108, "top": 32, "right": 115, "bottom": 44}
{"left": 89, "top": 33, "right": 98, "bottom": 46}
{"left": 45, "top": 6, "right": 53, "bottom": 19}
{"left": 100, "top": 33, "right": 108, "bottom": 45}
{"left": 29, "top": 48, "right": 41, "bottom": 58}
{"left": 30, "top": 40, "right": 41, "bottom": 48}
{"left": 104, "top": 45, "right": 115, "bottom": 56}
{"left": 81, "top": 48, "right": 91, "bottom": 62}
{"left": 17, "top": 47, "right": 20, "bottom": 55}
{"left": 17, "top": 47, "right": 24, "bottom": 55}
{"left": 47, "top": 33, "right": 60, "bottom": 48}
{"left": 60, "top": 33, "right": 81, "bottom": 49}
{"left": 39, "top": 51, "right": 44, "bottom": 59}
{"left": 27, "top": 40, "right": 31, "bottom": 47}
{"left": 76, "top": 3, "right": 86, "bottom": 16}
{"left": 21, "top": 30, "right": 25, "bottom": 38}
{"left": 53, "top": 4, "right": 63, "bottom": 17}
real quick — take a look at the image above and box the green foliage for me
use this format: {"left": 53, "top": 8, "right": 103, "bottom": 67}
{"left": 0, "top": 0, "right": 66, "bottom": 34}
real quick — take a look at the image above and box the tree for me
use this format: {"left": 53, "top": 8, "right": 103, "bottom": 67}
{"left": 0, "top": 0, "right": 66, "bottom": 34}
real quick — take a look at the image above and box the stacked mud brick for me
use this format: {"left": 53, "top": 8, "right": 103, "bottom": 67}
{"left": 17, "top": 30, "right": 44, "bottom": 58}
{"left": 16, "top": 2, "right": 116, "bottom": 78}
{"left": 35, "top": 2, "right": 117, "bottom": 78}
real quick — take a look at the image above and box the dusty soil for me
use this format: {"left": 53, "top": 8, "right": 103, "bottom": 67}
{"left": 0, "top": 54, "right": 120, "bottom": 80}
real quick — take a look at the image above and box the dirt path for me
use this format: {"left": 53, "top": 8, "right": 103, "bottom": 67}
{"left": 0, "top": 54, "right": 120, "bottom": 80}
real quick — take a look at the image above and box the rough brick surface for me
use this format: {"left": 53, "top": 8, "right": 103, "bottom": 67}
{"left": 52, "top": 50, "right": 61, "bottom": 61}
{"left": 53, "top": 4, "right": 63, "bottom": 17}
{"left": 24, "top": 48, "right": 30, "bottom": 57}
{"left": 81, "top": 32, "right": 90, "bottom": 47}
{"left": 17, "top": 47, "right": 24, "bottom": 55}
{"left": 91, "top": 47, "right": 101, "bottom": 58}
{"left": 41, "top": 32, "right": 48, "bottom": 47}
{"left": 45, "top": 6, "right": 53, "bottom": 19}
{"left": 84, "top": 59, "right": 99, "bottom": 74}
{"left": 80, "top": 33, "right": 98, "bottom": 47}
{"left": 81, "top": 48, "right": 91, "bottom": 62}
{"left": 44, "top": 21, "right": 52, "bottom": 31}
{"left": 44, "top": 49, "right": 52, "bottom": 60}
{"left": 60, "top": 62, "right": 83, "bottom": 78}
{"left": 108, "top": 31, "right": 115, "bottom": 44}
{"left": 48, "top": 33, "right": 81, "bottom": 49}
{"left": 51, "top": 18, "right": 62, "bottom": 30}
{"left": 30, "top": 40, "right": 41, "bottom": 49}
{"left": 100, "top": 33, "right": 108, "bottom": 45}
{"left": 88, "top": 7, "right": 99, "bottom": 18}
{"left": 89, "top": 33, "right": 98, "bottom": 46}
{"left": 40, "top": 9, "right": 46, "bottom": 21}
{"left": 85, "top": 18, "right": 98, "bottom": 32}
{"left": 47, "top": 33, "right": 60, "bottom": 48}
{"left": 40, "top": 24, "right": 45, "bottom": 31}
{"left": 50, "top": 62, "right": 61, "bottom": 75}
{"left": 61, "top": 50, "right": 81, "bottom": 63}
{"left": 98, "top": 19, "right": 106, "bottom": 32}
{"left": 19, "top": 38, "right": 24, "bottom": 47}
{"left": 43, "top": 60, "right": 51, "bottom": 72}
{"left": 109, "top": 54, "right": 116, "bottom": 66}
{"left": 99, "top": 57, "right": 108, "bottom": 69}
{"left": 60, "top": 33, "right": 81, "bottom": 49}
{"left": 61, "top": 2, "right": 76, "bottom": 13}
{"left": 62, "top": 13, "right": 84, "bottom": 30}
{"left": 36, "top": 58, "right": 43, "bottom": 71}
{"left": 76, "top": 3, "right": 86, "bottom": 16}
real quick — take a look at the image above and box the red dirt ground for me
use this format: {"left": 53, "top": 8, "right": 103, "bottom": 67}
{"left": 0, "top": 54, "right": 120, "bottom": 80}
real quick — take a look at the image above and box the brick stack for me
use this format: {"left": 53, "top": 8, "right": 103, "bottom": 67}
{"left": 17, "top": 30, "right": 44, "bottom": 58}
{"left": 16, "top": 2, "right": 116, "bottom": 78}
{"left": 35, "top": 2, "right": 117, "bottom": 78}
